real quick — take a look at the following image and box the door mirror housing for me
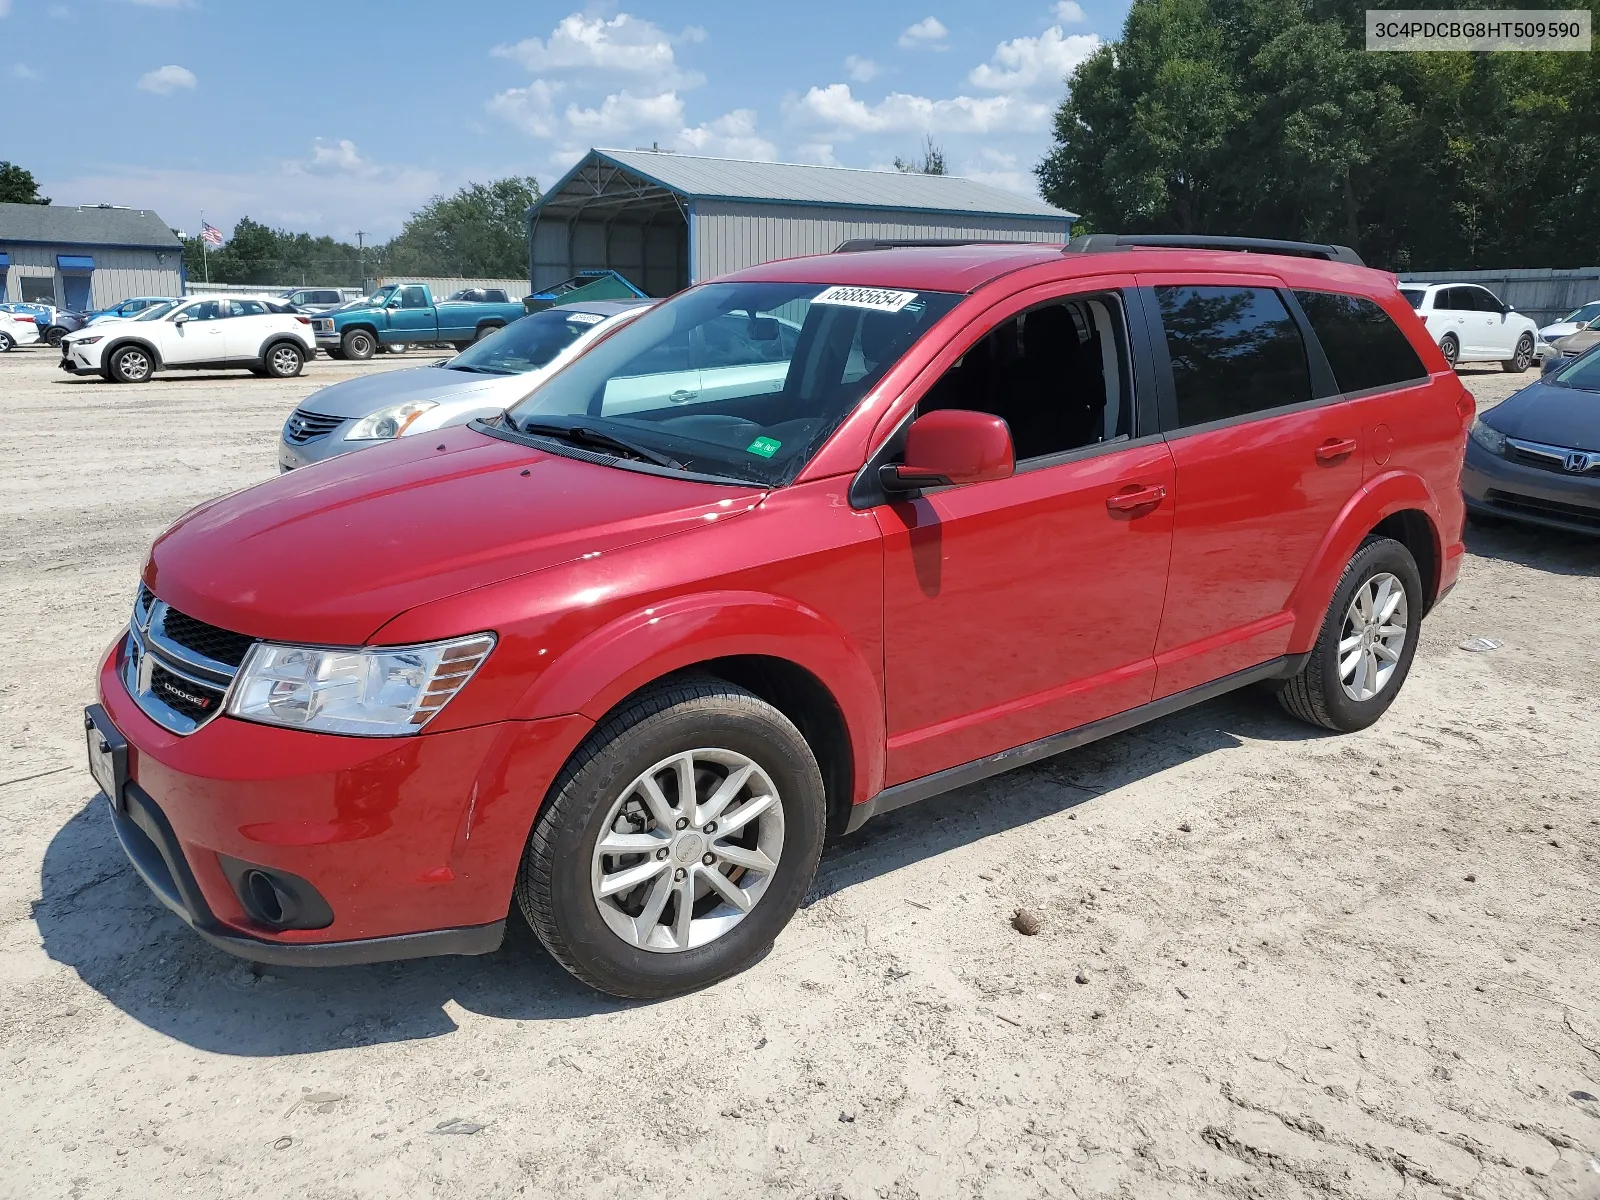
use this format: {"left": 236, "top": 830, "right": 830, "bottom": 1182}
{"left": 172, "top": 313, "right": 189, "bottom": 326}
{"left": 880, "top": 409, "right": 1015, "bottom": 492}
{"left": 387, "top": 298, "right": 403, "bottom": 309}
{"left": 1542, "top": 355, "right": 1563, "bottom": 375}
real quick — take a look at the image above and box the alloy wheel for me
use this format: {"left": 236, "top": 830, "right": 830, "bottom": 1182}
{"left": 1513, "top": 336, "right": 1533, "bottom": 372}
{"left": 1338, "top": 571, "right": 1409, "bottom": 702}
{"left": 270, "top": 345, "right": 301, "bottom": 376}
{"left": 1440, "top": 335, "right": 1459, "bottom": 367}
{"left": 115, "top": 348, "right": 151, "bottom": 381}
{"left": 590, "top": 748, "right": 785, "bottom": 953}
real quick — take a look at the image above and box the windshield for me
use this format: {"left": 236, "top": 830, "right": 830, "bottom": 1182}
{"left": 1550, "top": 346, "right": 1600, "bottom": 392}
{"left": 503, "top": 281, "right": 962, "bottom": 486}
{"left": 450, "top": 308, "right": 619, "bottom": 376}
{"left": 1399, "top": 289, "right": 1425, "bottom": 310}
{"left": 1561, "top": 301, "right": 1600, "bottom": 325}
{"left": 135, "top": 300, "right": 182, "bottom": 321}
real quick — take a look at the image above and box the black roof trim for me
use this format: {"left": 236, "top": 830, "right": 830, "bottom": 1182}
{"left": 1068, "top": 234, "right": 1364, "bottom": 267}
{"left": 833, "top": 238, "right": 1042, "bottom": 253}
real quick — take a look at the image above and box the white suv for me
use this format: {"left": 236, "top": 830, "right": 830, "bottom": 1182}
{"left": 60, "top": 295, "right": 316, "bottom": 383}
{"left": 1398, "top": 283, "right": 1538, "bottom": 371}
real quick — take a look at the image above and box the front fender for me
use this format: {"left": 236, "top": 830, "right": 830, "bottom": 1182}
{"left": 103, "top": 335, "right": 163, "bottom": 369}
{"left": 1286, "top": 469, "right": 1445, "bottom": 652}
{"left": 513, "top": 589, "right": 886, "bottom": 804}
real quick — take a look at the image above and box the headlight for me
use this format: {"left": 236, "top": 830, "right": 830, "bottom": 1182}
{"left": 226, "top": 633, "right": 495, "bottom": 736}
{"left": 347, "top": 399, "right": 439, "bottom": 441}
{"left": 75, "top": 335, "right": 104, "bottom": 345}
{"left": 1469, "top": 417, "right": 1507, "bottom": 456}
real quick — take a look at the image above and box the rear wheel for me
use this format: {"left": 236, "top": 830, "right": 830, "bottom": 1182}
{"left": 264, "top": 341, "right": 305, "bottom": 378}
{"left": 108, "top": 344, "right": 154, "bottom": 383}
{"left": 517, "top": 677, "right": 827, "bottom": 999}
{"left": 0, "top": 331, "right": 13, "bottom": 353}
{"left": 452, "top": 341, "right": 472, "bottom": 353}
{"left": 324, "top": 347, "right": 346, "bottom": 361}
{"left": 45, "top": 327, "right": 65, "bottom": 347}
{"left": 1277, "top": 536, "right": 1423, "bottom": 733}
{"left": 473, "top": 323, "right": 501, "bottom": 343}
{"left": 1502, "top": 334, "right": 1534, "bottom": 373}
{"left": 1440, "top": 333, "right": 1460, "bottom": 368}
{"left": 341, "top": 329, "right": 376, "bottom": 360}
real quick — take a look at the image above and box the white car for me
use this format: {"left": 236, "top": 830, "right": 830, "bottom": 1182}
{"left": 0, "top": 310, "right": 43, "bottom": 352}
{"left": 1538, "top": 299, "right": 1600, "bottom": 344}
{"left": 1398, "top": 282, "right": 1539, "bottom": 371}
{"left": 60, "top": 295, "right": 316, "bottom": 383}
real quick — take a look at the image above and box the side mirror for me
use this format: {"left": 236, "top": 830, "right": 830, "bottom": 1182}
{"left": 387, "top": 298, "right": 403, "bottom": 309}
{"left": 172, "top": 313, "right": 189, "bottom": 325}
{"left": 880, "top": 409, "right": 1015, "bottom": 492}
{"left": 1542, "top": 356, "right": 1562, "bottom": 375}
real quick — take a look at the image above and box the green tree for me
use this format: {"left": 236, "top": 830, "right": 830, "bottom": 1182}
{"left": 0, "top": 161, "right": 50, "bottom": 205}
{"left": 384, "top": 177, "right": 542, "bottom": 277}
{"left": 894, "top": 138, "right": 948, "bottom": 175}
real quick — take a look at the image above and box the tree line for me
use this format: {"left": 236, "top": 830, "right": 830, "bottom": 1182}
{"left": 1037, "top": 0, "right": 1600, "bottom": 271}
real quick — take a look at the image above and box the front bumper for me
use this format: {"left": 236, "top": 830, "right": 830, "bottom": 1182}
{"left": 1462, "top": 438, "right": 1600, "bottom": 536}
{"left": 59, "top": 343, "right": 101, "bottom": 374}
{"left": 92, "top": 642, "right": 591, "bottom": 964}
{"left": 278, "top": 424, "right": 358, "bottom": 471}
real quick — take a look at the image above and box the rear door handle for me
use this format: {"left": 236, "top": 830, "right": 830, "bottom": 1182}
{"left": 1106, "top": 483, "right": 1167, "bottom": 512}
{"left": 1315, "top": 437, "right": 1358, "bottom": 462}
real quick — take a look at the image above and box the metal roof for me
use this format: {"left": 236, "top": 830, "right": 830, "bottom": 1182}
{"left": 0, "top": 203, "right": 183, "bottom": 250}
{"left": 534, "top": 149, "right": 1074, "bottom": 224}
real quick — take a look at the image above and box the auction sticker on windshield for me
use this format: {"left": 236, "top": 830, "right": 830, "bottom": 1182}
{"left": 565, "top": 312, "right": 606, "bottom": 325}
{"left": 812, "top": 286, "right": 919, "bottom": 313}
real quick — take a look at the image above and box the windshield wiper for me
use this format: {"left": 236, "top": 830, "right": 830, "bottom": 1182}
{"left": 519, "top": 420, "right": 686, "bottom": 470}
{"left": 447, "top": 363, "right": 509, "bottom": 374}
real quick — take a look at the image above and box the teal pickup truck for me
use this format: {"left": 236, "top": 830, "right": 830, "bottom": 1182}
{"left": 311, "top": 283, "right": 527, "bottom": 360}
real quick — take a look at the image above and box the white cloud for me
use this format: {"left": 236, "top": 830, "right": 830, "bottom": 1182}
{"left": 492, "top": 13, "right": 704, "bottom": 89}
{"left": 677, "top": 110, "right": 776, "bottom": 161}
{"left": 484, "top": 80, "right": 564, "bottom": 138}
{"left": 11, "top": 63, "right": 38, "bottom": 78}
{"left": 844, "top": 55, "right": 879, "bottom": 82}
{"left": 898, "top": 16, "right": 949, "bottom": 49}
{"left": 789, "top": 83, "right": 1048, "bottom": 137}
{"left": 968, "top": 26, "right": 1100, "bottom": 93}
{"left": 565, "top": 89, "right": 686, "bottom": 140}
{"left": 137, "top": 64, "right": 196, "bottom": 94}
{"left": 1054, "top": 0, "right": 1087, "bottom": 22}
{"left": 303, "top": 138, "right": 372, "bottom": 175}
{"left": 795, "top": 142, "right": 839, "bottom": 166}
{"left": 0, "top": 0, "right": 13, "bottom": 14}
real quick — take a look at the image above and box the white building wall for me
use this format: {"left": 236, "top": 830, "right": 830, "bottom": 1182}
{"left": 2, "top": 244, "right": 181, "bottom": 308}
{"left": 689, "top": 201, "right": 1069, "bottom": 283}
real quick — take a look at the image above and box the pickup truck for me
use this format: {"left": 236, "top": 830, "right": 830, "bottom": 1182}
{"left": 311, "top": 282, "right": 527, "bottom": 360}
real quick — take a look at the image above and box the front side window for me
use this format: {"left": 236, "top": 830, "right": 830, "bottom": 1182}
{"left": 1471, "top": 287, "right": 1505, "bottom": 312}
{"left": 449, "top": 309, "right": 612, "bottom": 376}
{"left": 135, "top": 300, "right": 181, "bottom": 322}
{"left": 399, "top": 286, "right": 429, "bottom": 309}
{"left": 504, "top": 281, "right": 962, "bottom": 485}
{"left": 1294, "top": 291, "right": 1428, "bottom": 395}
{"left": 1157, "top": 286, "right": 1311, "bottom": 427}
{"left": 917, "top": 293, "right": 1134, "bottom": 462}
{"left": 181, "top": 300, "right": 224, "bottom": 322}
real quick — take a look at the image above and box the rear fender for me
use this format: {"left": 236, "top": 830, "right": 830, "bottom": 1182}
{"left": 511, "top": 589, "right": 885, "bottom": 804}
{"left": 1286, "top": 470, "right": 1443, "bottom": 652}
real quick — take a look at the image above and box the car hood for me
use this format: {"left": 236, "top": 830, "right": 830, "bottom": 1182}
{"left": 295, "top": 366, "right": 538, "bottom": 418}
{"left": 145, "top": 425, "right": 765, "bottom": 646}
{"left": 1483, "top": 379, "right": 1600, "bottom": 453}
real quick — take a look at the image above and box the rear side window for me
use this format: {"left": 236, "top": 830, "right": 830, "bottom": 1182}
{"left": 1156, "top": 286, "right": 1311, "bottom": 427}
{"left": 1399, "top": 289, "right": 1425, "bottom": 310}
{"left": 1293, "top": 291, "right": 1429, "bottom": 395}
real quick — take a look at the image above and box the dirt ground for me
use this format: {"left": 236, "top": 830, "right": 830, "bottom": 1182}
{"left": 1, "top": 344, "right": 1596, "bottom": 1200}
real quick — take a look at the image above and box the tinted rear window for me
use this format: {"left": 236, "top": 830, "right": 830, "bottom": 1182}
{"left": 1156, "top": 286, "right": 1312, "bottom": 427}
{"left": 1294, "top": 291, "right": 1428, "bottom": 394}
{"left": 1399, "top": 289, "right": 1425, "bottom": 310}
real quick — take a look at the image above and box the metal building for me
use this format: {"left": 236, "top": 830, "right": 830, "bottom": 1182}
{"left": 0, "top": 203, "right": 184, "bottom": 310}
{"left": 528, "top": 149, "right": 1076, "bottom": 296}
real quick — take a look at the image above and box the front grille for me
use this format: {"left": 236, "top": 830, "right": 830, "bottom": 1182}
{"left": 1485, "top": 489, "right": 1600, "bottom": 530}
{"left": 149, "top": 661, "right": 227, "bottom": 722}
{"left": 284, "top": 409, "right": 344, "bottom": 444}
{"left": 1507, "top": 444, "right": 1571, "bottom": 474}
{"left": 161, "top": 607, "right": 254, "bottom": 667}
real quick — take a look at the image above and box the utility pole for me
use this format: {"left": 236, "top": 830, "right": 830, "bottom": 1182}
{"left": 355, "top": 230, "right": 367, "bottom": 289}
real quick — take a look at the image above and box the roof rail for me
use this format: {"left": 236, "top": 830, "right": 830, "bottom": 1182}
{"left": 833, "top": 238, "right": 1035, "bottom": 253}
{"left": 1067, "top": 233, "right": 1364, "bottom": 267}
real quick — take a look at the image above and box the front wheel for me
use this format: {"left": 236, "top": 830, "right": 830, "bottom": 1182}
{"left": 1277, "top": 536, "right": 1423, "bottom": 732}
{"left": 108, "top": 344, "right": 154, "bottom": 383}
{"left": 1440, "top": 333, "right": 1460, "bottom": 368}
{"left": 517, "top": 677, "right": 827, "bottom": 999}
{"left": 264, "top": 341, "right": 305, "bottom": 378}
{"left": 341, "top": 329, "right": 376, "bottom": 360}
{"left": 0, "top": 331, "right": 13, "bottom": 353}
{"left": 1502, "top": 334, "right": 1534, "bottom": 373}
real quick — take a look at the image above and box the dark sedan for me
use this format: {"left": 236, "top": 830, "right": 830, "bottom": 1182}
{"left": 1463, "top": 347, "right": 1600, "bottom": 535}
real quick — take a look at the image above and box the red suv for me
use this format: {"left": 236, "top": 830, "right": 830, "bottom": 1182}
{"left": 85, "top": 235, "right": 1469, "bottom": 998}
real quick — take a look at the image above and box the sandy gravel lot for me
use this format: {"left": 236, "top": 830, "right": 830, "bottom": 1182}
{"left": 1, "top": 345, "right": 1596, "bottom": 1200}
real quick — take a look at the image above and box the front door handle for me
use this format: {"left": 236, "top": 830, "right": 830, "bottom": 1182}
{"left": 1315, "top": 437, "right": 1358, "bottom": 462}
{"left": 1106, "top": 483, "right": 1167, "bottom": 513}
{"left": 668, "top": 389, "right": 698, "bottom": 403}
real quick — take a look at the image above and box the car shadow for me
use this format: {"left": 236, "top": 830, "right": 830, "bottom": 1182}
{"left": 35, "top": 688, "right": 1324, "bottom": 1056}
{"left": 1464, "top": 516, "right": 1600, "bottom": 576}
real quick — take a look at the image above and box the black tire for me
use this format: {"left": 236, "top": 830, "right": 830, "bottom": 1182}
{"left": 1502, "top": 334, "right": 1534, "bottom": 373}
{"left": 45, "top": 327, "right": 65, "bottom": 347}
{"left": 107, "top": 343, "right": 155, "bottom": 383}
{"left": 324, "top": 347, "right": 346, "bottom": 361}
{"left": 263, "top": 341, "right": 305, "bottom": 378}
{"left": 341, "top": 329, "right": 376, "bottom": 360}
{"left": 1440, "top": 333, "right": 1460, "bottom": 368}
{"left": 473, "top": 323, "right": 501, "bottom": 343}
{"left": 1277, "top": 536, "right": 1423, "bottom": 733}
{"left": 0, "top": 331, "right": 13, "bottom": 353}
{"left": 517, "top": 677, "right": 827, "bottom": 999}
{"left": 451, "top": 341, "right": 472, "bottom": 353}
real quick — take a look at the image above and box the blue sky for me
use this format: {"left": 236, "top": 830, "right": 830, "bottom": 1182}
{"left": 0, "top": 0, "right": 1124, "bottom": 241}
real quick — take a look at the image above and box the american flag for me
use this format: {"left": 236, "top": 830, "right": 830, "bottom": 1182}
{"left": 200, "top": 221, "right": 224, "bottom": 248}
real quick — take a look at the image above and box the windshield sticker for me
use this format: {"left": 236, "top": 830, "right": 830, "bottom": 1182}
{"left": 565, "top": 312, "right": 606, "bottom": 325}
{"left": 811, "top": 286, "right": 919, "bottom": 313}
{"left": 746, "top": 436, "right": 782, "bottom": 458}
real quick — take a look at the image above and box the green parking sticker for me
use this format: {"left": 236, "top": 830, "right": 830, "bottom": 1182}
{"left": 747, "top": 436, "right": 782, "bottom": 458}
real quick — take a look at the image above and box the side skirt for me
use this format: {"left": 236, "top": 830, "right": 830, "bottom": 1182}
{"left": 844, "top": 654, "right": 1308, "bottom": 834}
